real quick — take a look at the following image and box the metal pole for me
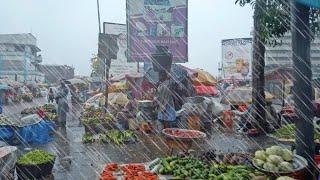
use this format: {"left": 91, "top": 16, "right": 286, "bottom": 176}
{"left": 24, "top": 52, "right": 28, "bottom": 83}
{"left": 96, "top": 0, "right": 101, "bottom": 34}
{"left": 0, "top": 54, "right": 2, "bottom": 78}
{"left": 104, "top": 57, "right": 110, "bottom": 110}
{"left": 291, "top": 1, "right": 315, "bottom": 178}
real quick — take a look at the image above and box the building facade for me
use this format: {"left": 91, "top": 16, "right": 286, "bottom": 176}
{"left": 265, "top": 33, "right": 320, "bottom": 78}
{"left": 0, "top": 33, "right": 45, "bottom": 82}
{"left": 38, "top": 64, "right": 74, "bottom": 84}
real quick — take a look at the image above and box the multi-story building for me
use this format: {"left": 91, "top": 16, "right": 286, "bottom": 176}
{"left": 265, "top": 33, "right": 320, "bottom": 78}
{"left": 38, "top": 64, "right": 74, "bottom": 84}
{"left": 0, "top": 33, "right": 45, "bottom": 82}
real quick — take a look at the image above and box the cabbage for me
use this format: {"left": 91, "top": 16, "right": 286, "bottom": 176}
{"left": 255, "top": 150, "right": 267, "bottom": 161}
{"left": 266, "top": 146, "right": 283, "bottom": 156}
{"left": 281, "top": 149, "right": 293, "bottom": 161}
{"left": 276, "top": 176, "right": 295, "bottom": 180}
{"left": 279, "top": 162, "right": 293, "bottom": 172}
{"left": 267, "top": 155, "right": 284, "bottom": 165}
{"left": 253, "top": 158, "right": 265, "bottom": 167}
{"left": 263, "top": 162, "right": 279, "bottom": 172}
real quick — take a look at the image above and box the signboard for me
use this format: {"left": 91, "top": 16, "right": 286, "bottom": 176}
{"left": 103, "top": 23, "right": 138, "bottom": 77}
{"left": 296, "top": 0, "right": 320, "bottom": 8}
{"left": 222, "top": 38, "right": 252, "bottom": 79}
{"left": 127, "top": 0, "right": 188, "bottom": 63}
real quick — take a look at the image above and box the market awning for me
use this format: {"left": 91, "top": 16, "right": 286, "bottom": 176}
{"left": 194, "top": 85, "right": 219, "bottom": 96}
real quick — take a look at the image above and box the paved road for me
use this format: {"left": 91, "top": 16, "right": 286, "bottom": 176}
{"left": 3, "top": 98, "right": 276, "bottom": 180}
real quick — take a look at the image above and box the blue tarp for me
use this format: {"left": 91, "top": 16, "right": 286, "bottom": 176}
{"left": 297, "top": 0, "right": 320, "bottom": 8}
{"left": 0, "top": 120, "right": 55, "bottom": 145}
{"left": 0, "top": 126, "right": 14, "bottom": 140}
{"left": 17, "top": 120, "right": 55, "bottom": 144}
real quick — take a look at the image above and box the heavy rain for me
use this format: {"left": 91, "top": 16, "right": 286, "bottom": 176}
{"left": 0, "top": 0, "right": 320, "bottom": 179}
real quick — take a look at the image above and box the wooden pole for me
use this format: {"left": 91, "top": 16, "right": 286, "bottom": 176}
{"left": 291, "top": 1, "right": 315, "bottom": 178}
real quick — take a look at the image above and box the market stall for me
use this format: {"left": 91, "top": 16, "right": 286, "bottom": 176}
{"left": 98, "top": 144, "right": 306, "bottom": 179}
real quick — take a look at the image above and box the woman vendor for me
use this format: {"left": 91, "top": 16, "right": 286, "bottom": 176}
{"left": 156, "top": 70, "right": 177, "bottom": 129}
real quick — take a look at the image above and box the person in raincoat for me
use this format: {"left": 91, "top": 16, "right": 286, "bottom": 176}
{"left": 156, "top": 71, "right": 177, "bottom": 129}
{"left": 55, "top": 80, "right": 70, "bottom": 128}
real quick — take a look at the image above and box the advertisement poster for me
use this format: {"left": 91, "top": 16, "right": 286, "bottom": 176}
{"left": 127, "top": 0, "right": 188, "bottom": 63}
{"left": 103, "top": 22, "right": 138, "bottom": 77}
{"left": 222, "top": 38, "right": 252, "bottom": 79}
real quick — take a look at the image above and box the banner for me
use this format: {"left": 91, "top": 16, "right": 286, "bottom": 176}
{"left": 221, "top": 38, "right": 252, "bottom": 79}
{"left": 127, "top": 0, "right": 188, "bottom": 63}
{"left": 103, "top": 23, "right": 138, "bottom": 77}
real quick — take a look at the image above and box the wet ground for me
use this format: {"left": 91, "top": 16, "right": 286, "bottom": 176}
{"left": 3, "top": 98, "right": 277, "bottom": 180}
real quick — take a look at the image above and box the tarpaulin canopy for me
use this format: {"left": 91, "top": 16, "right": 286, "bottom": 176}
{"left": 194, "top": 85, "right": 219, "bottom": 96}
{"left": 221, "top": 86, "right": 274, "bottom": 105}
{"left": 192, "top": 69, "right": 217, "bottom": 86}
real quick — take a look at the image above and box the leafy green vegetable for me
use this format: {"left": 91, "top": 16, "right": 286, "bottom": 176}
{"left": 17, "top": 150, "right": 55, "bottom": 165}
{"left": 82, "top": 134, "right": 95, "bottom": 143}
{"left": 105, "top": 130, "right": 136, "bottom": 145}
{"left": 273, "top": 124, "right": 320, "bottom": 140}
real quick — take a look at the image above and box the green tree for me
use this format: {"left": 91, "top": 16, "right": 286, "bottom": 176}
{"left": 90, "top": 54, "right": 102, "bottom": 77}
{"left": 235, "top": 0, "right": 320, "bottom": 132}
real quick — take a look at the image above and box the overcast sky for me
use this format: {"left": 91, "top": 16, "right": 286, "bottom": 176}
{"left": 0, "top": 0, "right": 253, "bottom": 76}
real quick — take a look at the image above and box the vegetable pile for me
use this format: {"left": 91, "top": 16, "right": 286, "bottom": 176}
{"left": 158, "top": 157, "right": 263, "bottom": 179}
{"left": 163, "top": 128, "right": 204, "bottom": 139}
{"left": 81, "top": 107, "right": 114, "bottom": 126}
{"left": 17, "top": 150, "right": 55, "bottom": 165}
{"left": 272, "top": 124, "right": 320, "bottom": 140}
{"left": 105, "top": 130, "right": 136, "bottom": 145}
{"left": 100, "top": 163, "right": 157, "bottom": 180}
{"left": 45, "top": 112, "right": 57, "bottom": 121}
{"left": 82, "top": 130, "right": 137, "bottom": 145}
{"left": 253, "top": 146, "right": 294, "bottom": 173}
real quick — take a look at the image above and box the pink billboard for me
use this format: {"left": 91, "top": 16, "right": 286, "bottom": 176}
{"left": 127, "top": 0, "right": 188, "bottom": 63}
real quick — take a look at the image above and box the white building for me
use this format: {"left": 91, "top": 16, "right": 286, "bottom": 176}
{"left": 265, "top": 33, "right": 320, "bottom": 78}
{"left": 0, "top": 33, "right": 45, "bottom": 82}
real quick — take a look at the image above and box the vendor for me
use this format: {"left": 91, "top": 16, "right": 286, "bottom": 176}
{"left": 156, "top": 70, "right": 177, "bottom": 129}
{"left": 55, "top": 80, "right": 70, "bottom": 129}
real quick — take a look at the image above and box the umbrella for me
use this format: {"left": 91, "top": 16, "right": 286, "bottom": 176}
{"left": 66, "top": 78, "right": 87, "bottom": 85}
{"left": 192, "top": 69, "right": 217, "bottom": 86}
{"left": 144, "top": 64, "right": 195, "bottom": 84}
{"left": 221, "top": 87, "right": 274, "bottom": 105}
{"left": 194, "top": 85, "right": 219, "bottom": 96}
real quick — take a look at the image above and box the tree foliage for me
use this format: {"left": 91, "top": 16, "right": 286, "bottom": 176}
{"left": 235, "top": 0, "right": 320, "bottom": 45}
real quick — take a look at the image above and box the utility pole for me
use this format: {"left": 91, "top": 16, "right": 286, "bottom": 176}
{"left": 291, "top": 1, "right": 315, "bottom": 178}
{"left": 97, "top": 0, "right": 101, "bottom": 34}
